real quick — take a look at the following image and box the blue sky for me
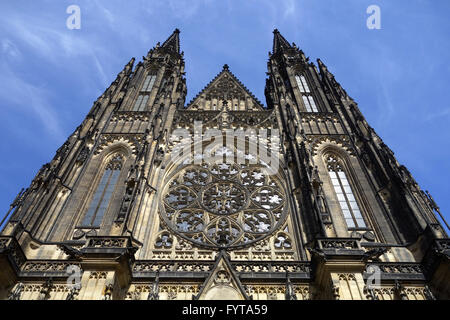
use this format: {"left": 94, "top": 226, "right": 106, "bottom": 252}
{"left": 0, "top": 0, "right": 449, "bottom": 231}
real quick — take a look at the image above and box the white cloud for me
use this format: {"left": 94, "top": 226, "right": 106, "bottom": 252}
{"left": 424, "top": 108, "right": 450, "bottom": 121}
{"left": 282, "top": 0, "right": 296, "bottom": 18}
{"left": 1, "top": 38, "right": 22, "bottom": 59}
{"left": 0, "top": 64, "right": 65, "bottom": 140}
{"left": 94, "top": 0, "right": 116, "bottom": 26}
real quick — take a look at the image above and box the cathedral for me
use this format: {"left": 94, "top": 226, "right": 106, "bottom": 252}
{"left": 0, "top": 29, "right": 449, "bottom": 300}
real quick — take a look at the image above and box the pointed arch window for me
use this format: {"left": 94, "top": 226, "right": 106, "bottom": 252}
{"left": 326, "top": 155, "right": 366, "bottom": 229}
{"left": 133, "top": 94, "right": 149, "bottom": 111}
{"left": 82, "top": 154, "right": 123, "bottom": 227}
{"left": 295, "top": 75, "right": 318, "bottom": 112}
{"left": 132, "top": 74, "right": 156, "bottom": 111}
{"left": 302, "top": 95, "right": 318, "bottom": 112}
{"left": 141, "top": 74, "right": 156, "bottom": 92}
{"left": 295, "top": 75, "right": 310, "bottom": 93}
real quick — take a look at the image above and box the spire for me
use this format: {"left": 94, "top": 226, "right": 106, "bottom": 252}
{"left": 317, "top": 58, "right": 349, "bottom": 99}
{"left": 272, "top": 28, "right": 292, "bottom": 54}
{"left": 317, "top": 58, "right": 328, "bottom": 72}
{"left": 123, "top": 57, "right": 135, "bottom": 74}
{"left": 317, "top": 58, "right": 333, "bottom": 81}
{"left": 161, "top": 28, "right": 180, "bottom": 53}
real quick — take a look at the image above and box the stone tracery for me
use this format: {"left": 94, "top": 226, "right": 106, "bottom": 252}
{"left": 160, "top": 162, "right": 288, "bottom": 249}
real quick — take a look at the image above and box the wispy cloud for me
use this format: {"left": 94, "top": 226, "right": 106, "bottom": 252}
{"left": 0, "top": 64, "right": 64, "bottom": 140}
{"left": 1, "top": 38, "right": 22, "bottom": 60}
{"left": 424, "top": 108, "right": 450, "bottom": 121}
{"left": 0, "top": 0, "right": 449, "bottom": 230}
{"left": 0, "top": 10, "right": 112, "bottom": 85}
{"left": 93, "top": 0, "right": 116, "bottom": 26}
{"left": 282, "top": 0, "right": 296, "bottom": 18}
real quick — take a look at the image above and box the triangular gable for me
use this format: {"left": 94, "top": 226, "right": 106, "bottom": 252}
{"left": 195, "top": 251, "right": 250, "bottom": 300}
{"left": 186, "top": 65, "right": 264, "bottom": 111}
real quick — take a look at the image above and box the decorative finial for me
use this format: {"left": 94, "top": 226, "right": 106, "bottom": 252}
{"left": 317, "top": 58, "right": 326, "bottom": 69}
{"left": 223, "top": 64, "right": 229, "bottom": 70}
{"left": 273, "top": 29, "right": 279, "bottom": 34}
{"left": 174, "top": 28, "right": 180, "bottom": 34}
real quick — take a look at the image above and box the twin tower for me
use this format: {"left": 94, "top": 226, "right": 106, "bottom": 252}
{"left": 0, "top": 29, "right": 448, "bottom": 300}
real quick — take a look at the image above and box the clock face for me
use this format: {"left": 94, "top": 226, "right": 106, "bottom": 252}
{"left": 160, "top": 161, "right": 288, "bottom": 250}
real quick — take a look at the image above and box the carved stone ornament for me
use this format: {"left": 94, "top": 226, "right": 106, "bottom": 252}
{"left": 160, "top": 161, "right": 288, "bottom": 249}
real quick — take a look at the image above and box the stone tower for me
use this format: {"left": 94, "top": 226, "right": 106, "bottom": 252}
{"left": 0, "top": 29, "right": 448, "bottom": 300}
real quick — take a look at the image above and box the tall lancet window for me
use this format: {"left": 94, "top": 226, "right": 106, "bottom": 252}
{"left": 295, "top": 75, "right": 318, "bottom": 112}
{"left": 326, "top": 155, "right": 366, "bottom": 229}
{"left": 141, "top": 74, "right": 156, "bottom": 92}
{"left": 295, "top": 75, "right": 310, "bottom": 93}
{"left": 133, "top": 95, "right": 149, "bottom": 111}
{"left": 132, "top": 74, "right": 155, "bottom": 111}
{"left": 82, "top": 154, "right": 123, "bottom": 227}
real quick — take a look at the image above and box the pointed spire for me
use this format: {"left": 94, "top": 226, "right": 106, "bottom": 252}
{"left": 317, "top": 58, "right": 327, "bottom": 72}
{"left": 272, "top": 28, "right": 292, "bottom": 54}
{"left": 161, "top": 28, "right": 180, "bottom": 53}
{"left": 124, "top": 57, "right": 135, "bottom": 74}
{"left": 317, "top": 58, "right": 349, "bottom": 99}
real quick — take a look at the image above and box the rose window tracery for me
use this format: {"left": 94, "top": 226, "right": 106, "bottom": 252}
{"left": 211, "top": 163, "right": 239, "bottom": 180}
{"left": 274, "top": 233, "right": 292, "bottom": 249}
{"left": 240, "top": 168, "right": 266, "bottom": 188}
{"left": 175, "top": 210, "right": 204, "bottom": 232}
{"left": 155, "top": 233, "right": 173, "bottom": 248}
{"left": 164, "top": 186, "right": 196, "bottom": 209}
{"left": 243, "top": 210, "right": 273, "bottom": 233}
{"left": 251, "top": 187, "right": 283, "bottom": 210}
{"left": 202, "top": 182, "right": 246, "bottom": 215}
{"left": 160, "top": 162, "right": 288, "bottom": 249}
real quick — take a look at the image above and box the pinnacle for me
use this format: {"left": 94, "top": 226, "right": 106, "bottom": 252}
{"left": 317, "top": 58, "right": 328, "bottom": 71}
{"left": 161, "top": 28, "right": 181, "bottom": 53}
{"left": 272, "top": 28, "right": 292, "bottom": 54}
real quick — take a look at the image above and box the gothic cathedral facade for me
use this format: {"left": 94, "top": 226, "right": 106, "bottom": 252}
{"left": 1, "top": 29, "right": 449, "bottom": 300}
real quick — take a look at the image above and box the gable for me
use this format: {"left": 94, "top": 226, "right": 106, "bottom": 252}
{"left": 195, "top": 251, "right": 249, "bottom": 300}
{"left": 186, "top": 65, "right": 265, "bottom": 111}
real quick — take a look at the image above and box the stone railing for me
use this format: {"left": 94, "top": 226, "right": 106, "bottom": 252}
{"left": 21, "top": 261, "right": 81, "bottom": 273}
{"left": 85, "top": 236, "right": 132, "bottom": 249}
{"left": 0, "top": 237, "right": 10, "bottom": 249}
{"left": 363, "top": 262, "right": 426, "bottom": 281}
{"left": 316, "top": 238, "right": 361, "bottom": 250}
{"left": 133, "top": 260, "right": 215, "bottom": 273}
{"left": 375, "top": 263, "right": 424, "bottom": 274}
{"left": 435, "top": 239, "right": 450, "bottom": 252}
{"left": 0, "top": 236, "right": 26, "bottom": 268}
{"left": 232, "top": 261, "right": 310, "bottom": 274}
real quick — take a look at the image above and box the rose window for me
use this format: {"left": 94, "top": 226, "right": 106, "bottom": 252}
{"left": 202, "top": 182, "right": 246, "bottom": 215}
{"left": 164, "top": 186, "right": 196, "bottom": 209}
{"left": 160, "top": 163, "right": 288, "bottom": 249}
